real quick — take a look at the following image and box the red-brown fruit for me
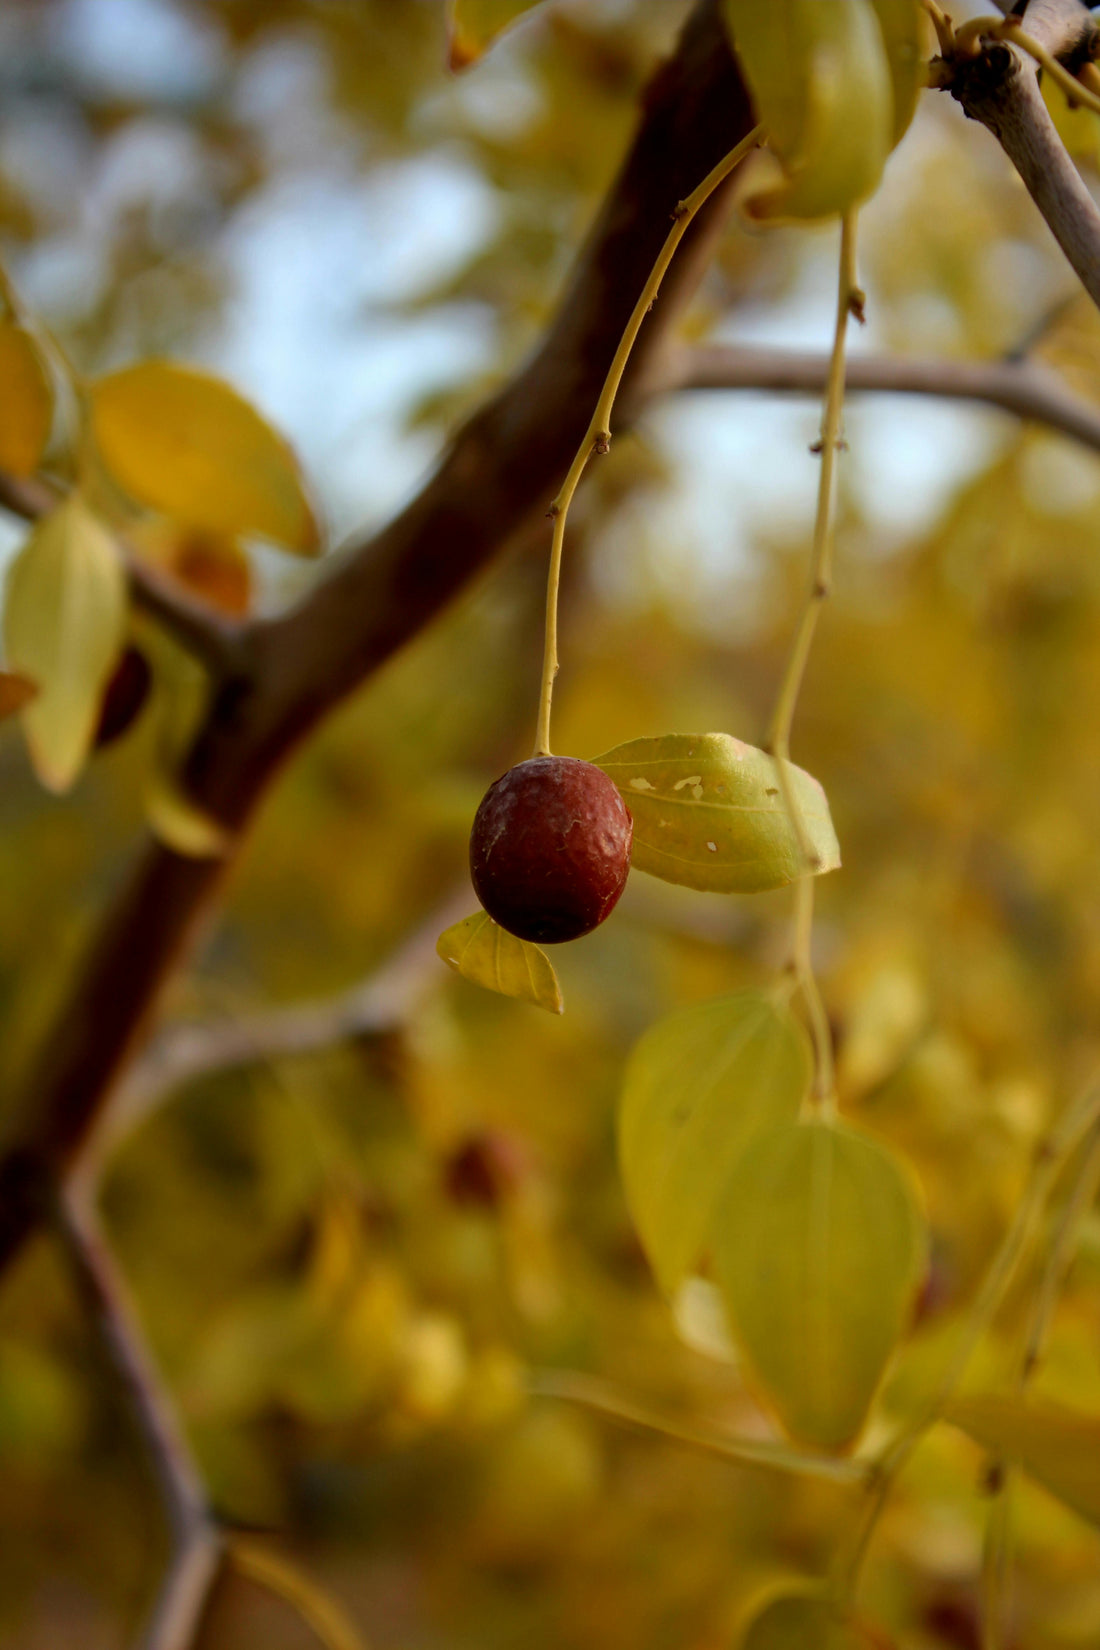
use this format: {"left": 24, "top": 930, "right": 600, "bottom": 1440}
{"left": 469, "top": 755, "right": 632, "bottom": 944}
{"left": 95, "top": 646, "right": 152, "bottom": 748}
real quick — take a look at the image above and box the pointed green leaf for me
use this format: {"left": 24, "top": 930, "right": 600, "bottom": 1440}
{"left": 437, "top": 911, "right": 563, "bottom": 1015}
{"left": 946, "top": 1395, "right": 1100, "bottom": 1528}
{"left": 619, "top": 991, "right": 812, "bottom": 1294}
{"left": 725, "top": 0, "right": 895, "bottom": 220}
{"left": 742, "top": 1589, "right": 873, "bottom": 1650}
{"left": 870, "top": 0, "right": 926, "bottom": 146}
{"left": 144, "top": 771, "right": 231, "bottom": 859}
{"left": 4, "top": 496, "right": 127, "bottom": 791}
{"left": 446, "top": 1, "right": 546, "bottom": 70}
{"left": 138, "top": 627, "right": 230, "bottom": 857}
{"left": 90, "top": 361, "right": 320, "bottom": 554}
{"left": 594, "top": 733, "right": 839, "bottom": 893}
{"left": 0, "top": 322, "right": 53, "bottom": 477}
{"left": 714, "top": 1120, "right": 926, "bottom": 1450}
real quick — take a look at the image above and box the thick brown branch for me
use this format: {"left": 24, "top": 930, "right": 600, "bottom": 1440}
{"left": 57, "top": 1188, "right": 223, "bottom": 1650}
{"left": 943, "top": 2, "right": 1100, "bottom": 312}
{"left": 668, "top": 340, "right": 1100, "bottom": 452}
{"left": 0, "top": 0, "right": 758, "bottom": 1275}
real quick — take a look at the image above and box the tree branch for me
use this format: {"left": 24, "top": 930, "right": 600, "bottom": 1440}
{"left": 56, "top": 1186, "right": 223, "bottom": 1650}
{"left": 941, "top": 2, "right": 1100, "bottom": 312}
{"left": 666, "top": 339, "right": 1100, "bottom": 452}
{"left": 0, "top": 0, "right": 759, "bottom": 1277}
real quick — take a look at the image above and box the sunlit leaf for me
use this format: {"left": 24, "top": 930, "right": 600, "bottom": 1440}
{"left": 594, "top": 733, "right": 839, "bottom": 893}
{"left": 725, "top": 0, "right": 894, "bottom": 220}
{"left": 619, "top": 990, "right": 811, "bottom": 1294}
{"left": 446, "top": 0, "right": 546, "bottom": 71}
{"left": 90, "top": 361, "right": 320, "bottom": 554}
{"left": 0, "top": 322, "right": 52, "bottom": 477}
{"left": 741, "top": 1589, "right": 872, "bottom": 1650}
{"left": 714, "top": 1119, "right": 926, "bottom": 1450}
{"left": 3, "top": 496, "right": 127, "bottom": 791}
{"left": 946, "top": 1394, "right": 1100, "bottom": 1527}
{"left": 0, "top": 671, "right": 37, "bottom": 721}
{"left": 437, "top": 910, "right": 564, "bottom": 1014}
{"left": 870, "top": 0, "right": 927, "bottom": 146}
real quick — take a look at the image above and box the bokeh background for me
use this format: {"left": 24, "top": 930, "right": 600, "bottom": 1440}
{"left": 2, "top": 1, "right": 1100, "bottom": 1645}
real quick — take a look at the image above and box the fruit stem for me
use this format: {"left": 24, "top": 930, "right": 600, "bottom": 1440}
{"left": 533, "top": 124, "right": 764, "bottom": 758}
{"left": 766, "top": 210, "right": 858, "bottom": 1112}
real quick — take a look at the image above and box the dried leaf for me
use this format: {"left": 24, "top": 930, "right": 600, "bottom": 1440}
{"left": 437, "top": 910, "right": 564, "bottom": 1014}
{"left": 0, "top": 322, "right": 53, "bottom": 477}
{"left": 594, "top": 732, "right": 839, "bottom": 893}
{"left": 0, "top": 671, "right": 37, "bottom": 720}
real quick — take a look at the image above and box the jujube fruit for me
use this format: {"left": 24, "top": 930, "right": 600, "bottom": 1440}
{"left": 469, "top": 755, "right": 632, "bottom": 944}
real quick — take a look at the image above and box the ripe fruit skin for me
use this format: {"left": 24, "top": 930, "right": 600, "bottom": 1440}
{"left": 470, "top": 755, "right": 632, "bottom": 944}
{"left": 95, "top": 646, "right": 152, "bottom": 748}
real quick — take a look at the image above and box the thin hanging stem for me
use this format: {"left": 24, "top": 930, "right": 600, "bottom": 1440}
{"left": 533, "top": 124, "right": 763, "bottom": 757}
{"left": 767, "top": 210, "right": 860, "bottom": 1106}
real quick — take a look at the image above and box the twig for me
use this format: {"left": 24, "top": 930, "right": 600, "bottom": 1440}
{"left": 528, "top": 1368, "right": 869, "bottom": 1487}
{"left": 667, "top": 342, "right": 1100, "bottom": 456}
{"left": 532, "top": 122, "right": 763, "bottom": 757}
{"left": 55, "top": 1185, "right": 223, "bottom": 1650}
{"left": 88, "top": 889, "right": 471, "bottom": 1169}
{"left": 228, "top": 1539, "right": 369, "bottom": 1650}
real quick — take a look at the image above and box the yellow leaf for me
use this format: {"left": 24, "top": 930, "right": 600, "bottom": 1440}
{"left": 0, "top": 671, "right": 37, "bottom": 720}
{"left": 90, "top": 360, "right": 320, "bottom": 554}
{"left": 437, "top": 910, "right": 563, "bottom": 1014}
{"left": 741, "top": 1589, "right": 873, "bottom": 1650}
{"left": 0, "top": 322, "right": 53, "bottom": 477}
{"left": 714, "top": 1119, "right": 926, "bottom": 1450}
{"left": 4, "top": 496, "right": 127, "bottom": 791}
{"left": 870, "top": 0, "right": 927, "bottom": 147}
{"left": 619, "top": 991, "right": 812, "bottom": 1294}
{"left": 446, "top": 0, "right": 546, "bottom": 71}
{"left": 138, "top": 626, "right": 231, "bottom": 857}
{"left": 128, "top": 519, "right": 252, "bottom": 617}
{"left": 1042, "top": 72, "right": 1100, "bottom": 166}
{"left": 725, "top": 0, "right": 895, "bottom": 220}
{"left": 946, "top": 1394, "right": 1100, "bottom": 1528}
{"left": 594, "top": 732, "right": 839, "bottom": 893}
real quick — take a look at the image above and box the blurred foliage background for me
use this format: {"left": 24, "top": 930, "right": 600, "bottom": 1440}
{"left": 2, "top": 0, "right": 1100, "bottom": 1645}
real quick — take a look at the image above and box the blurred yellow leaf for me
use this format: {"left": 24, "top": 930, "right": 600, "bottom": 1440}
{"left": 90, "top": 361, "right": 320, "bottom": 554}
{"left": 741, "top": 1589, "right": 872, "bottom": 1649}
{"left": 619, "top": 990, "right": 811, "bottom": 1293}
{"left": 128, "top": 519, "right": 252, "bottom": 617}
{"left": 446, "top": 0, "right": 546, "bottom": 71}
{"left": 870, "top": 0, "right": 926, "bottom": 148}
{"left": 726, "top": 0, "right": 894, "bottom": 220}
{"left": 4, "top": 496, "right": 127, "bottom": 791}
{"left": 0, "top": 671, "right": 37, "bottom": 720}
{"left": 0, "top": 322, "right": 52, "bottom": 477}
{"left": 1041, "top": 72, "right": 1100, "bottom": 166}
{"left": 437, "top": 910, "right": 564, "bottom": 1014}
{"left": 144, "top": 770, "right": 230, "bottom": 858}
{"left": 714, "top": 1119, "right": 926, "bottom": 1450}
{"left": 947, "top": 1394, "right": 1100, "bottom": 1527}
{"left": 594, "top": 732, "right": 839, "bottom": 893}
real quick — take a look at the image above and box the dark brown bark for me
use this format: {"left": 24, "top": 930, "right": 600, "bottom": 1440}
{"left": 0, "top": 0, "right": 757, "bottom": 1273}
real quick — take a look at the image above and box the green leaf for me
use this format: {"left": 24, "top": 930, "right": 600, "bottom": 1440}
{"left": 4, "top": 496, "right": 128, "bottom": 792}
{"left": 0, "top": 671, "right": 37, "bottom": 721}
{"left": 594, "top": 733, "right": 839, "bottom": 893}
{"left": 946, "top": 1395, "right": 1100, "bottom": 1528}
{"left": 869, "top": 0, "right": 926, "bottom": 147}
{"left": 446, "top": 0, "right": 546, "bottom": 70}
{"left": 144, "top": 771, "right": 231, "bottom": 859}
{"left": 741, "top": 1589, "right": 872, "bottom": 1650}
{"left": 89, "top": 361, "right": 320, "bottom": 554}
{"left": 725, "top": 0, "right": 895, "bottom": 220}
{"left": 619, "top": 991, "right": 811, "bottom": 1294}
{"left": 0, "top": 322, "right": 53, "bottom": 477}
{"left": 437, "top": 910, "right": 564, "bottom": 1014}
{"left": 139, "top": 627, "right": 230, "bottom": 858}
{"left": 714, "top": 1119, "right": 926, "bottom": 1450}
